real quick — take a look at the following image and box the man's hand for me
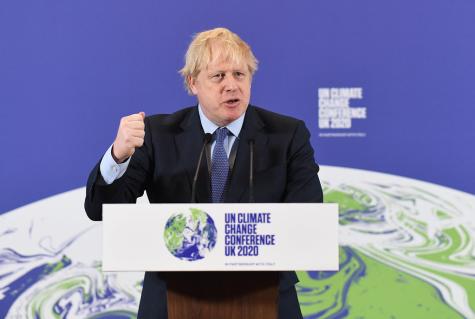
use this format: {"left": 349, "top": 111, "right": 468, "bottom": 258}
{"left": 112, "top": 112, "right": 145, "bottom": 163}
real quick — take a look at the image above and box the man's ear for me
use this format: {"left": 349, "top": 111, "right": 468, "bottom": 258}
{"left": 188, "top": 76, "right": 198, "bottom": 95}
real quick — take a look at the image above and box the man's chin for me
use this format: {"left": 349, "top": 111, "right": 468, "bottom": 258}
{"left": 223, "top": 108, "right": 246, "bottom": 123}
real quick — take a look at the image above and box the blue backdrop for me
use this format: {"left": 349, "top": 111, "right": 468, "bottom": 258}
{"left": 1, "top": 1, "right": 474, "bottom": 318}
{"left": 1, "top": 0, "right": 474, "bottom": 214}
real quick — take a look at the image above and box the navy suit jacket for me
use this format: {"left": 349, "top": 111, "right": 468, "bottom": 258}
{"left": 84, "top": 105, "right": 323, "bottom": 318}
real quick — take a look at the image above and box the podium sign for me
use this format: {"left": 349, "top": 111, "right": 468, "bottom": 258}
{"left": 103, "top": 203, "right": 338, "bottom": 271}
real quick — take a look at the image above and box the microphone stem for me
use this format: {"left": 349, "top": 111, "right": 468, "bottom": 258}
{"left": 191, "top": 134, "right": 212, "bottom": 203}
{"left": 249, "top": 140, "right": 255, "bottom": 203}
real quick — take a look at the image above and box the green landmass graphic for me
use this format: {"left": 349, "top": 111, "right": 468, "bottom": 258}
{"left": 346, "top": 250, "right": 463, "bottom": 319}
{"left": 325, "top": 190, "right": 366, "bottom": 213}
{"left": 418, "top": 227, "right": 469, "bottom": 266}
{"left": 164, "top": 214, "right": 187, "bottom": 253}
{"left": 190, "top": 208, "right": 207, "bottom": 225}
{"left": 297, "top": 247, "right": 464, "bottom": 319}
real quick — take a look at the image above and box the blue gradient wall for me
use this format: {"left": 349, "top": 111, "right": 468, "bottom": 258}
{"left": 1, "top": 1, "right": 474, "bottom": 318}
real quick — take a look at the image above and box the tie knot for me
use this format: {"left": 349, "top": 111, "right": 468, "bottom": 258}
{"left": 215, "top": 127, "right": 229, "bottom": 143}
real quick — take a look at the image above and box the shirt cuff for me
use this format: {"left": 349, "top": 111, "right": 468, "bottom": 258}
{"left": 99, "top": 144, "right": 131, "bottom": 184}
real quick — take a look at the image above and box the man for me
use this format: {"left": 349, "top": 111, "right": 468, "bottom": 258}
{"left": 85, "top": 27, "right": 323, "bottom": 319}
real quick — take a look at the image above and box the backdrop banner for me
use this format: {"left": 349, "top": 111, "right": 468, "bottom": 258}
{"left": 1, "top": 1, "right": 474, "bottom": 318}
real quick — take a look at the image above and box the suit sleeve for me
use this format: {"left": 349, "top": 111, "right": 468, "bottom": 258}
{"left": 84, "top": 117, "right": 155, "bottom": 221}
{"left": 279, "top": 120, "right": 323, "bottom": 291}
{"left": 283, "top": 120, "right": 323, "bottom": 203}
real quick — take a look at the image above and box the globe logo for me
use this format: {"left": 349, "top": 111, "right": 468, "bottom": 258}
{"left": 164, "top": 208, "right": 218, "bottom": 261}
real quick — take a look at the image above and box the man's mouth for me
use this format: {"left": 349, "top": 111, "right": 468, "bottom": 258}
{"left": 224, "top": 98, "right": 240, "bottom": 106}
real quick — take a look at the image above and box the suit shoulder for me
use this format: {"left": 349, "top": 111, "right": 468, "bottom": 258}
{"left": 145, "top": 106, "right": 195, "bottom": 132}
{"left": 252, "top": 105, "right": 304, "bottom": 131}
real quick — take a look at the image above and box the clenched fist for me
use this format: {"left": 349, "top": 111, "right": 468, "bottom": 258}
{"left": 112, "top": 112, "right": 145, "bottom": 163}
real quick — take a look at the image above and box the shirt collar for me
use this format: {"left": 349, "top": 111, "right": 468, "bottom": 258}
{"left": 198, "top": 104, "right": 245, "bottom": 138}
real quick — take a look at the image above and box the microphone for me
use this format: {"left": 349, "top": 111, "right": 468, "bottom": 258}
{"left": 191, "top": 133, "right": 213, "bottom": 203}
{"left": 248, "top": 139, "right": 255, "bottom": 203}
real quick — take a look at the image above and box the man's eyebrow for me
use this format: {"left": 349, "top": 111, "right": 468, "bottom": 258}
{"left": 206, "top": 68, "right": 246, "bottom": 75}
{"left": 207, "top": 69, "right": 224, "bottom": 74}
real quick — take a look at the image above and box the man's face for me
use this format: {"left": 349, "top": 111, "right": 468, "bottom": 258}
{"left": 189, "top": 57, "right": 251, "bottom": 127}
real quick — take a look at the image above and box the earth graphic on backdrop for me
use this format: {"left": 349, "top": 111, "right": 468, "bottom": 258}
{"left": 163, "top": 208, "right": 217, "bottom": 261}
{"left": 1, "top": 166, "right": 474, "bottom": 318}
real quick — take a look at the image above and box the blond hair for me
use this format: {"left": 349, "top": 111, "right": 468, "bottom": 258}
{"left": 179, "top": 27, "right": 258, "bottom": 94}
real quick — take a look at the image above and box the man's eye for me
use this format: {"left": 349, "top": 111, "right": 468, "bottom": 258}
{"left": 212, "top": 73, "right": 224, "bottom": 80}
{"left": 234, "top": 72, "right": 245, "bottom": 78}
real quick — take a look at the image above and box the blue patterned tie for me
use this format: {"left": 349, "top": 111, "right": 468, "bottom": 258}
{"left": 211, "top": 127, "right": 230, "bottom": 203}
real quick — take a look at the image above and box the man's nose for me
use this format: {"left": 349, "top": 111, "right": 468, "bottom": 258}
{"left": 223, "top": 75, "right": 238, "bottom": 92}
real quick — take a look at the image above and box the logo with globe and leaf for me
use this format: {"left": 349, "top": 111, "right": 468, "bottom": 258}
{"left": 163, "top": 208, "right": 218, "bottom": 261}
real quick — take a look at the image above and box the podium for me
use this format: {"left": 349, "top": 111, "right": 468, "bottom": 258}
{"left": 103, "top": 203, "right": 338, "bottom": 318}
{"left": 164, "top": 271, "right": 278, "bottom": 319}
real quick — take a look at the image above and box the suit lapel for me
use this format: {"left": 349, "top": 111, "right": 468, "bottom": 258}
{"left": 226, "top": 106, "right": 267, "bottom": 203}
{"left": 174, "top": 107, "right": 210, "bottom": 203}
